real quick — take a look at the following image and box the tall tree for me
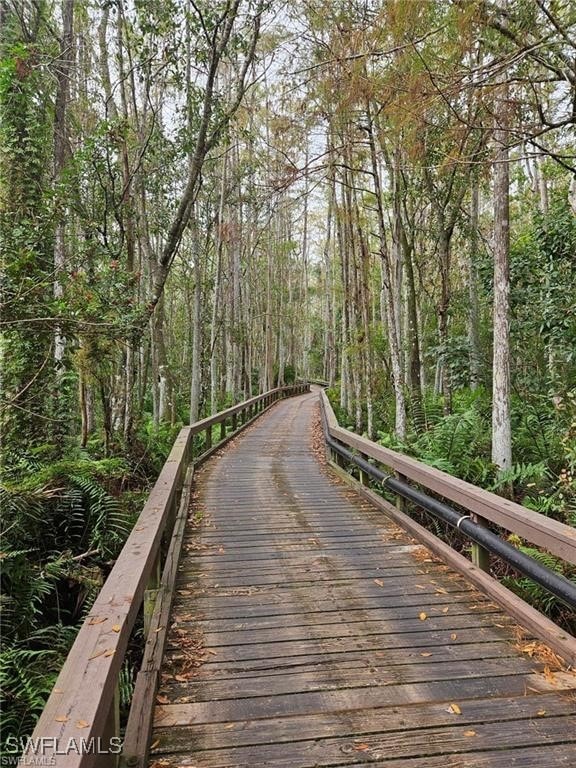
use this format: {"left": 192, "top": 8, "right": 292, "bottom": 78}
{"left": 491, "top": 81, "right": 512, "bottom": 472}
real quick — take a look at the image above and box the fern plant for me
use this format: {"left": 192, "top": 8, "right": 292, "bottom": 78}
{"left": 0, "top": 453, "right": 140, "bottom": 753}
{"left": 0, "top": 647, "right": 61, "bottom": 746}
{"left": 502, "top": 545, "right": 576, "bottom": 630}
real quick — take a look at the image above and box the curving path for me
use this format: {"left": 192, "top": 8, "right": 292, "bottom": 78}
{"left": 149, "top": 390, "right": 576, "bottom": 767}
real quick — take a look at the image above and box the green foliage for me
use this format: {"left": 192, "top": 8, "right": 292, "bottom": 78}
{"left": 0, "top": 453, "right": 141, "bottom": 751}
{"left": 488, "top": 462, "right": 549, "bottom": 495}
{"left": 510, "top": 195, "right": 576, "bottom": 394}
{"left": 0, "top": 647, "right": 64, "bottom": 745}
{"left": 0, "top": 19, "right": 56, "bottom": 455}
{"left": 135, "top": 418, "right": 184, "bottom": 475}
{"left": 381, "top": 388, "right": 494, "bottom": 486}
{"left": 374, "top": 385, "right": 576, "bottom": 520}
{"left": 326, "top": 386, "right": 349, "bottom": 426}
{"left": 503, "top": 544, "right": 576, "bottom": 629}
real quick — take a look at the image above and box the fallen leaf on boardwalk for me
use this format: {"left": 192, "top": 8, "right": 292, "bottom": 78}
{"left": 543, "top": 665, "right": 556, "bottom": 684}
{"left": 435, "top": 588, "right": 448, "bottom": 594}
{"left": 415, "top": 584, "right": 426, "bottom": 589}
{"left": 111, "top": 625, "right": 120, "bottom": 633}
{"left": 207, "top": 649, "right": 218, "bottom": 655}
{"left": 450, "top": 633, "right": 458, "bottom": 640}
{"left": 88, "top": 617, "right": 106, "bottom": 626}
{"left": 178, "top": 590, "right": 191, "bottom": 596}
{"left": 516, "top": 640, "right": 564, "bottom": 670}
{"left": 150, "top": 740, "right": 160, "bottom": 750}
{"left": 442, "top": 607, "right": 449, "bottom": 613}
{"left": 104, "top": 649, "right": 115, "bottom": 657}
{"left": 420, "top": 652, "right": 432, "bottom": 657}
{"left": 156, "top": 695, "right": 170, "bottom": 705}
{"left": 373, "top": 579, "right": 384, "bottom": 587}
{"left": 224, "top": 724, "right": 235, "bottom": 729}
{"left": 521, "top": 641, "right": 538, "bottom": 657}
{"left": 54, "top": 688, "right": 63, "bottom": 694}
{"left": 76, "top": 720, "right": 89, "bottom": 729}
{"left": 464, "top": 730, "right": 476, "bottom": 737}
{"left": 55, "top": 715, "right": 68, "bottom": 723}
{"left": 419, "top": 612, "right": 427, "bottom": 621}
{"left": 174, "top": 674, "right": 188, "bottom": 682}
{"left": 537, "top": 710, "right": 546, "bottom": 716}
{"left": 88, "top": 649, "right": 106, "bottom": 660}
{"left": 353, "top": 743, "right": 370, "bottom": 751}
{"left": 447, "top": 703, "right": 462, "bottom": 715}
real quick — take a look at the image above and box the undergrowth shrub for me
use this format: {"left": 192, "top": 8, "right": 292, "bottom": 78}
{"left": 0, "top": 449, "right": 155, "bottom": 751}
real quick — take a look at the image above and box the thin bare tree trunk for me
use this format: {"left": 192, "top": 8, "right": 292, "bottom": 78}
{"left": 492, "top": 87, "right": 512, "bottom": 473}
{"left": 366, "top": 109, "right": 406, "bottom": 439}
{"left": 468, "top": 178, "right": 482, "bottom": 389}
{"left": 189, "top": 217, "right": 202, "bottom": 424}
{"left": 53, "top": 0, "right": 74, "bottom": 442}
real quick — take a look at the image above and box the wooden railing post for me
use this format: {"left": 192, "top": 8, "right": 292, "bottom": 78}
{"left": 205, "top": 424, "right": 212, "bottom": 452}
{"left": 395, "top": 471, "right": 407, "bottom": 513}
{"left": 143, "top": 553, "right": 161, "bottom": 636}
{"left": 359, "top": 453, "right": 370, "bottom": 486}
{"left": 101, "top": 684, "right": 121, "bottom": 767}
{"left": 232, "top": 411, "right": 238, "bottom": 431}
{"left": 220, "top": 417, "right": 226, "bottom": 441}
{"left": 471, "top": 514, "right": 491, "bottom": 572}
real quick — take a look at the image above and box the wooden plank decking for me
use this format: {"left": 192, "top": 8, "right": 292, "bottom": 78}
{"left": 150, "top": 391, "right": 576, "bottom": 767}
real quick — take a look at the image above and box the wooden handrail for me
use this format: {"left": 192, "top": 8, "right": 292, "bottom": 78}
{"left": 25, "top": 383, "right": 309, "bottom": 767}
{"left": 320, "top": 391, "right": 576, "bottom": 564}
{"left": 189, "top": 385, "right": 297, "bottom": 434}
{"left": 319, "top": 390, "right": 576, "bottom": 664}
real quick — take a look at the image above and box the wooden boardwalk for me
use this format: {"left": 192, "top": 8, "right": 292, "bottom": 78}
{"left": 150, "top": 391, "right": 576, "bottom": 767}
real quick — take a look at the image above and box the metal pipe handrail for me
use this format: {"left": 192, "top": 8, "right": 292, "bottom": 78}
{"left": 326, "top": 433, "right": 576, "bottom": 610}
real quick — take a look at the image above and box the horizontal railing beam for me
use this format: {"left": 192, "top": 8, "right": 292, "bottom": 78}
{"left": 320, "top": 391, "right": 576, "bottom": 565}
{"left": 188, "top": 385, "right": 306, "bottom": 435}
{"left": 325, "top": 432, "right": 576, "bottom": 609}
{"left": 26, "top": 426, "right": 192, "bottom": 767}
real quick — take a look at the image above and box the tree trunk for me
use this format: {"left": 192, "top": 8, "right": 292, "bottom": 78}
{"left": 468, "top": 178, "right": 482, "bottom": 390}
{"left": 189, "top": 219, "right": 202, "bottom": 424}
{"left": 53, "top": 0, "right": 74, "bottom": 445}
{"left": 491, "top": 89, "right": 512, "bottom": 473}
{"left": 437, "top": 227, "right": 452, "bottom": 413}
{"left": 366, "top": 110, "right": 406, "bottom": 439}
{"left": 405, "top": 245, "right": 423, "bottom": 428}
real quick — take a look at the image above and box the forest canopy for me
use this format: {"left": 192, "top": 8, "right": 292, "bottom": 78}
{"left": 1, "top": 0, "right": 576, "bottom": 752}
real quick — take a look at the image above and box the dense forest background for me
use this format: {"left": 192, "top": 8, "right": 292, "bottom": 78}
{"left": 2, "top": 0, "right": 576, "bottom": 750}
